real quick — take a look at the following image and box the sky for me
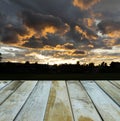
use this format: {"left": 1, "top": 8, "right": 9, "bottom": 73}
{"left": 0, "top": 0, "right": 120, "bottom": 65}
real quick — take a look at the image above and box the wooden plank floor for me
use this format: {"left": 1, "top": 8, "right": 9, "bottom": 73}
{"left": 0, "top": 80, "right": 120, "bottom": 121}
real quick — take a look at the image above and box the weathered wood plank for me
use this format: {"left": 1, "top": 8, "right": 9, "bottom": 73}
{"left": 110, "top": 81, "right": 120, "bottom": 89}
{"left": 0, "top": 81, "right": 11, "bottom": 90}
{"left": 14, "top": 81, "right": 51, "bottom": 121}
{"left": 44, "top": 81, "right": 74, "bottom": 121}
{"left": 0, "top": 81, "right": 24, "bottom": 105}
{"left": 67, "top": 81, "right": 102, "bottom": 121}
{"left": 82, "top": 81, "right": 120, "bottom": 121}
{"left": 0, "top": 81, "right": 37, "bottom": 121}
{"left": 96, "top": 81, "right": 120, "bottom": 106}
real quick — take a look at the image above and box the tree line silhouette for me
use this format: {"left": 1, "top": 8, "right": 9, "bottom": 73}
{"left": 0, "top": 61, "right": 120, "bottom": 74}
{"left": 0, "top": 53, "right": 120, "bottom": 74}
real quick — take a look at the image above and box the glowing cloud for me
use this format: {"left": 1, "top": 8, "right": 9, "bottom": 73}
{"left": 83, "top": 18, "right": 94, "bottom": 27}
{"left": 41, "top": 26, "right": 57, "bottom": 38}
{"left": 17, "top": 26, "right": 36, "bottom": 45}
{"left": 98, "top": 20, "right": 120, "bottom": 39}
{"left": 73, "top": 0, "right": 101, "bottom": 10}
{"left": 75, "top": 26, "right": 98, "bottom": 40}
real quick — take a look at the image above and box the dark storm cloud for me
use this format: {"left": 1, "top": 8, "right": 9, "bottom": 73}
{"left": 65, "top": 27, "right": 82, "bottom": 43}
{"left": 93, "top": 0, "right": 120, "bottom": 20}
{"left": 0, "top": 9, "right": 69, "bottom": 45}
{"left": 97, "top": 20, "right": 120, "bottom": 38}
{"left": 0, "top": 23, "right": 28, "bottom": 44}
{"left": 22, "top": 37, "right": 43, "bottom": 48}
{"left": 65, "top": 23, "right": 98, "bottom": 43}
{"left": 12, "top": 0, "right": 87, "bottom": 25}
{"left": 22, "top": 34, "right": 65, "bottom": 48}
{"left": 21, "top": 10, "right": 68, "bottom": 34}
{"left": 94, "top": 0, "right": 120, "bottom": 13}
{"left": 1, "top": 0, "right": 120, "bottom": 58}
{"left": 0, "top": 0, "right": 22, "bottom": 16}
{"left": 23, "top": 34, "right": 75, "bottom": 49}
{"left": 0, "top": 13, "right": 5, "bottom": 33}
{"left": 75, "top": 24, "right": 98, "bottom": 41}
{"left": 0, "top": 0, "right": 98, "bottom": 48}
{"left": 41, "top": 34, "right": 67, "bottom": 47}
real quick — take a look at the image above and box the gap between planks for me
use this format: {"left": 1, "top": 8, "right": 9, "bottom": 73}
{"left": 0, "top": 81, "right": 37, "bottom": 121}
{"left": 44, "top": 81, "right": 74, "bottom": 121}
{"left": 82, "top": 81, "right": 120, "bottom": 121}
{"left": 67, "top": 81, "right": 103, "bottom": 121}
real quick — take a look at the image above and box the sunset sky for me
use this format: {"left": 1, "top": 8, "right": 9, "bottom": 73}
{"left": 0, "top": 0, "right": 120, "bottom": 65}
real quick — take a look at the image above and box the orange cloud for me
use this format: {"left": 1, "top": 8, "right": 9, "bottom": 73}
{"left": 73, "top": 0, "right": 101, "bottom": 10}
{"left": 88, "top": 44, "right": 94, "bottom": 48}
{"left": 18, "top": 24, "right": 69, "bottom": 47}
{"left": 42, "top": 43, "right": 75, "bottom": 51}
{"left": 103, "top": 39, "right": 117, "bottom": 47}
{"left": 17, "top": 26, "right": 36, "bottom": 45}
{"left": 41, "top": 23, "right": 70, "bottom": 38}
{"left": 83, "top": 18, "right": 94, "bottom": 27}
{"left": 108, "top": 31, "right": 120, "bottom": 38}
{"left": 41, "top": 26, "right": 57, "bottom": 38}
{"left": 75, "top": 26, "right": 97, "bottom": 40}
{"left": 98, "top": 20, "right": 120, "bottom": 39}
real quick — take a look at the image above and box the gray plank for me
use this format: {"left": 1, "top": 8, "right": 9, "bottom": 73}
{"left": 67, "top": 81, "right": 102, "bottom": 121}
{"left": 0, "top": 81, "right": 11, "bottom": 90}
{"left": 0, "top": 81, "right": 37, "bottom": 121}
{"left": 96, "top": 81, "right": 120, "bottom": 106}
{"left": 110, "top": 81, "right": 120, "bottom": 89}
{"left": 82, "top": 81, "right": 120, "bottom": 121}
{"left": 0, "top": 81, "right": 24, "bottom": 105}
{"left": 14, "top": 81, "right": 52, "bottom": 121}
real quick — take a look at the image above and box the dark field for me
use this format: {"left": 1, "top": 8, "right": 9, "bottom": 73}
{"left": 0, "top": 73, "right": 120, "bottom": 80}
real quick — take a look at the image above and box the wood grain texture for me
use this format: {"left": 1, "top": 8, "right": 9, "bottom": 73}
{"left": 67, "top": 81, "right": 102, "bottom": 121}
{"left": 96, "top": 81, "right": 120, "bottom": 106}
{"left": 0, "top": 81, "right": 37, "bottom": 121}
{"left": 14, "top": 81, "right": 51, "bottom": 121}
{"left": 0, "top": 81, "right": 11, "bottom": 90}
{"left": 44, "top": 81, "right": 74, "bottom": 121}
{"left": 0, "top": 81, "right": 24, "bottom": 105}
{"left": 82, "top": 81, "right": 120, "bottom": 121}
{"left": 110, "top": 81, "right": 120, "bottom": 89}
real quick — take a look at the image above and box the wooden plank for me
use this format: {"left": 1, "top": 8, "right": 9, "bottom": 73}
{"left": 0, "top": 81, "right": 11, "bottom": 90}
{"left": 67, "top": 81, "right": 102, "bottom": 121}
{"left": 14, "top": 81, "right": 52, "bottom": 121}
{"left": 82, "top": 81, "right": 120, "bottom": 121}
{"left": 44, "top": 81, "right": 74, "bottom": 121}
{"left": 110, "top": 81, "right": 120, "bottom": 89}
{"left": 0, "top": 81, "right": 37, "bottom": 121}
{"left": 96, "top": 81, "right": 120, "bottom": 106}
{"left": 0, "top": 81, "right": 24, "bottom": 105}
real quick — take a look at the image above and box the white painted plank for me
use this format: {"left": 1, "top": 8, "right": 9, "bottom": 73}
{"left": 0, "top": 81, "right": 24, "bottom": 104}
{"left": 110, "top": 81, "right": 120, "bottom": 89}
{"left": 67, "top": 81, "right": 102, "bottom": 121}
{"left": 0, "top": 81, "right": 37, "bottom": 121}
{"left": 44, "top": 81, "right": 74, "bottom": 121}
{"left": 14, "top": 81, "right": 52, "bottom": 121}
{"left": 82, "top": 81, "right": 120, "bottom": 121}
{"left": 96, "top": 81, "right": 120, "bottom": 106}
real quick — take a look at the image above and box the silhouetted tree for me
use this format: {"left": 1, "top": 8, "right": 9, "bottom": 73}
{"left": 76, "top": 61, "right": 80, "bottom": 65}
{"left": 100, "top": 62, "right": 107, "bottom": 67}
{"left": 89, "top": 63, "right": 94, "bottom": 67}
{"left": 25, "top": 61, "right": 30, "bottom": 65}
